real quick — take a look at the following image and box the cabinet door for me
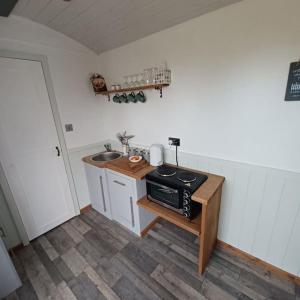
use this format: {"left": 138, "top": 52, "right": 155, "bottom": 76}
{"left": 107, "top": 172, "right": 135, "bottom": 231}
{"left": 84, "top": 164, "right": 111, "bottom": 219}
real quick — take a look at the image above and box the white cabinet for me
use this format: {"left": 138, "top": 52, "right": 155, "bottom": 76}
{"left": 84, "top": 164, "right": 111, "bottom": 219}
{"left": 107, "top": 172, "right": 135, "bottom": 231}
{"left": 84, "top": 163, "right": 156, "bottom": 236}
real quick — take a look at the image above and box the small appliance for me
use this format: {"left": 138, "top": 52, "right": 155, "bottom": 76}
{"left": 146, "top": 165, "right": 208, "bottom": 219}
{"left": 149, "top": 144, "right": 164, "bottom": 166}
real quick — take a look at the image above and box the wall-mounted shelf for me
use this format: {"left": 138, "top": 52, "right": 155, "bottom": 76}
{"left": 96, "top": 83, "right": 169, "bottom": 100}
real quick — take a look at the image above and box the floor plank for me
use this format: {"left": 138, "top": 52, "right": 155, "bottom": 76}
{"left": 112, "top": 275, "right": 152, "bottom": 300}
{"left": 6, "top": 208, "right": 296, "bottom": 300}
{"left": 151, "top": 264, "right": 205, "bottom": 300}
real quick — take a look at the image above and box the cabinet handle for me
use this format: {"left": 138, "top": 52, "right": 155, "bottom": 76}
{"left": 130, "top": 196, "right": 135, "bottom": 227}
{"left": 113, "top": 180, "right": 126, "bottom": 186}
{"left": 99, "top": 176, "right": 107, "bottom": 212}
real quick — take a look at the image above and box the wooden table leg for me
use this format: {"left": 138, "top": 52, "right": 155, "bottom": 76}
{"left": 198, "top": 186, "right": 222, "bottom": 274}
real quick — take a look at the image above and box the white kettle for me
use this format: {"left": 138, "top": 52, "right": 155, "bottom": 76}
{"left": 150, "top": 144, "right": 164, "bottom": 166}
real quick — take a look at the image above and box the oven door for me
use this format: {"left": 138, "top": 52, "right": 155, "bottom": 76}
{"left": 146, "top": 180, "right": 181, "bottom": 209}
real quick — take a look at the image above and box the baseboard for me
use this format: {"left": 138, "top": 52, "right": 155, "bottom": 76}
{"left": 80, "top": 204, "right": 92, "bottom": 214}
{"left": 9, "top": 243, "right": 24, "bottom": 257}
{"left": 140, "top": 217, "right": 161, "bottom": 237}
{"left": 217, "top": 240, "right": 300, "bottom": 285}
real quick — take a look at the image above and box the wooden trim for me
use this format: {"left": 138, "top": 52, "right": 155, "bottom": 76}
{"left": 9, "top": 243, "right": 24, "bottom": 256}
{"left": 199, "top": 185, "right": 222, "bottom": 274}
{"left": 140, "top": 217, "right": 161, "bottom": 237}
{"left": 217, "top": 240, "right": 300, "bottom": 285}
{"left": 96, "top": 83, "right": 169, "bottom": 95}
{"left": 80, "top": 204, "right": 92, "bottom": 214}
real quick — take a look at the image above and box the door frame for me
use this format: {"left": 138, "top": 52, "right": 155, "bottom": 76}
{"left": 0, "top": 49, "right": 80, "bottom": 245}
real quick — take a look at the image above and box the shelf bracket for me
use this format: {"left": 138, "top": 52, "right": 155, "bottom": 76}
{"left": 154, "top": 85, "right": 163, "bottom": 98}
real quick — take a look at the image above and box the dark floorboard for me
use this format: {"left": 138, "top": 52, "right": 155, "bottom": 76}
{"left": 5, "top": 209, "right": 297, "bottom": 300}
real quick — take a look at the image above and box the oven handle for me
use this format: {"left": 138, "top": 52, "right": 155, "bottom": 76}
{"left": 146, "top": 180, "right": 178, "bottom": 194}
{"left": 157, "top": 188, "right": 178, "bottom": 194}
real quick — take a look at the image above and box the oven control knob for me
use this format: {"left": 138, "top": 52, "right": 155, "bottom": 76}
{"left": 183, "top": 205, "right": 190, "bottom": 211}
{"left": 183, "top": 212, "right": 190, "bottom": 218}
{"left": 183, "top": 199, "right": 189, "bottom": 205}
{"left": 183, "top": 191, "right": 191, "bottom": 198}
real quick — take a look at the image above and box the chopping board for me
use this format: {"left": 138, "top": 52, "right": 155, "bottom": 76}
{"left": 106, "top": 157, "right": 149, "bottom": 174}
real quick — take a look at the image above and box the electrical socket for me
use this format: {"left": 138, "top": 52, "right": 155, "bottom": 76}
{"left": 65, "top": 124, "right": 73, "bottom": 132}
{"left": 168, "top": 137, "right": 180, "bottom": 146}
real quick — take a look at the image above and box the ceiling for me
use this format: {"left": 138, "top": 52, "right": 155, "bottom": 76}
{"left": 12, "top": 0, "right": 242, "bottom": 54}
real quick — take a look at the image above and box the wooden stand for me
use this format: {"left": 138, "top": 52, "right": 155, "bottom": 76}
{"left": 137, "top": 170, "right": 224, "bottom": 275}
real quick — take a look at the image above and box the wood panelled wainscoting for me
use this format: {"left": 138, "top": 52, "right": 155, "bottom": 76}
{"left": 69, "top": 140, "right": 300, "bottom": 278}
{"left": 163, "top": 147, "right": 300, "bottom": 278}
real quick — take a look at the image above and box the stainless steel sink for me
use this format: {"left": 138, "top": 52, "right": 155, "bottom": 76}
{"left": 91, "top": 151, "right": 122, "bottom": 162}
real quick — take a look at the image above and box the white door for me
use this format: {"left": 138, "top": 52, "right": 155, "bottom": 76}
{"left": 107, "top": 171, "right": 135, "bottom": 231}
{"left": 0, "top": 57, "right": 76, "bottom": 240}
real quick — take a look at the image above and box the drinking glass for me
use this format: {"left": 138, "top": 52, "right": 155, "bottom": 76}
{"left": 144, "top": 68, "right": 152, "bottom": 85}
{"left": 128, "top": 75, "right": 134, "bottom": 87}
{"left": 152, "top": 67, "right": 158, "bottom": 84}
{"left": 133, "top": 74, "right": 139, "bottom": 87}
{"left": 139, "top": 72, "right": 146, "bottom": 86}
{"left": 123, "top": 75, "right": 129, "bottom": 88}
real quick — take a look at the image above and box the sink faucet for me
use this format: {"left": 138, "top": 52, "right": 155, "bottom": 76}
{"left": 104, "top": 143, "right": 112, "bottom": 152}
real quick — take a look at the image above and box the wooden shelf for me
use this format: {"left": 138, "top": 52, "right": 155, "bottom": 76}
{"left": 96, "top": 83, "right": 169, "bottom": 95}
{"left": 137, "top": 196, "right": 201, "bottom": 236}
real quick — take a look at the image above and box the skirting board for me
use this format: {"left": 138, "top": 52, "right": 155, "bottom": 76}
{"left": 80, "top": 204, "right": 92, "bottom": 214}
{"left": 217, "top": 240, "right": 300, "bottom": 285}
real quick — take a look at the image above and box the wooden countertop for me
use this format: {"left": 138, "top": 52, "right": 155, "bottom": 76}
{"left": 83, "top": 154, "right": 224, "bottom": 203}
{"left": 82, "top": 155, "right": 155, "bottom": 180}
{"left": 191, "top": 173, "right": 224, "bottom": 205}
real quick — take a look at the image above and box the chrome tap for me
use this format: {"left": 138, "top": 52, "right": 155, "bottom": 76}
{"left": 104, "top": 143, "right": 112, "bottom": 152}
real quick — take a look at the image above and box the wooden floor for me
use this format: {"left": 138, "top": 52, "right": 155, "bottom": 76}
{"left": 5, "top": 209, "right": 299, "bottom": 300}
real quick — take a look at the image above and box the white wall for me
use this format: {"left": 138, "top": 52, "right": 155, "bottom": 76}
{"left": 0, "top": 15, "right": 105, "bottom": 149}
{"left": 97, "top": 0, "right": 300, "bottom": 276}
{"left": 98, "top": 0, "right": 300, "bottom": 173}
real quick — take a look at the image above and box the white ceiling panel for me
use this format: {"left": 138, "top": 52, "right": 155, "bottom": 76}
{"left": 48, "top": 0, "right": 98, "bottom": 31}
{"left": 12, "top": 0, "right": 242, "bottom": 54}
{"left": 34, "top": 0, "right": 70, "bottom": 24}
{"left": 19, "top": 0, "right": 50, "bottom": 19}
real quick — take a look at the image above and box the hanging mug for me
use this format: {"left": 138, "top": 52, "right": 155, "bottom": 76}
{"left": 127, "top": 92, "right": 137, "bottom": 103}
{"left": 113, "top": 93, "right": 121, "bottom": 103}
{"left": 119, "top": 93, "right": 128, "bottom": 103}
{"left": 136, "top": 91, "right": 146, "bottom": 103}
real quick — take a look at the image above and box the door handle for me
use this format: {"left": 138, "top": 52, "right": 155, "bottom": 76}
{"left": 55, "top": 146, "right": 60, "bottom": 157}
{"left": 130, "top": 196, "right": 135, "bottom": 227}
{"left": 99, "top": 176, "right": 107, "bottom": 212}
{"left": 113, "top": 180, "right": 125, "bottom": 186}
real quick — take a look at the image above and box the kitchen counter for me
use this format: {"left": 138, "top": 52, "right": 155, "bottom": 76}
{"left": 82, "top": 155, "right": 155, "bottom": 180}
{"left": 83, "top": 152, "right": 225, "bottom": 274}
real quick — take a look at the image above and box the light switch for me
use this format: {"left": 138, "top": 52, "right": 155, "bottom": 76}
{"left": 65, "top": 124, "right": 73, "bottom": 132}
